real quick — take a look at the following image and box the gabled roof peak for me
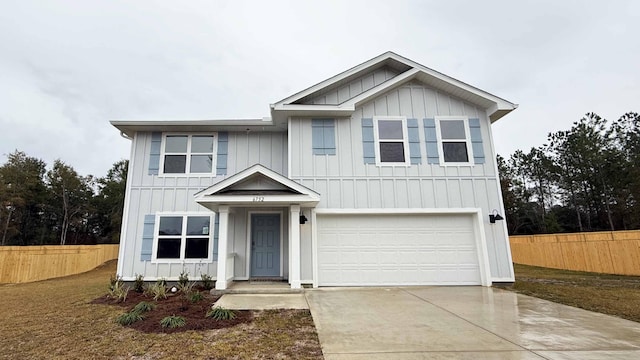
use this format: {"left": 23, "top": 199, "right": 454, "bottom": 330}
{"left": 271, "top": 51, "right": 517, "bottom": 124}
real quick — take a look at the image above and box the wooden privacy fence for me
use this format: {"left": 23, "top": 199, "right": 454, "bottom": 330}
{"left": 510, "top": 230, "right": 640, "bottom": 276}
{"left": 0, "top": 244, "right": 119, "bottom": 283}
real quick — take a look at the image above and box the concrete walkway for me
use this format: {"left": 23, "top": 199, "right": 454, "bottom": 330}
{"left": 305, "top": 287, "right": 640, "bottom": 359}
{"left": 212, "top": 281, "right": 308, "bottom": 310}
{"left": 214, "top": 293, "right": 308, "bottom": 310}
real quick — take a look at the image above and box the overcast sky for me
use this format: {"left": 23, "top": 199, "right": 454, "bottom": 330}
{"left": 1, "top": 0, "right": 639, "bottom": 177}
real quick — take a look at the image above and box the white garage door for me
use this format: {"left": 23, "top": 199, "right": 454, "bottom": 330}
{"left": 317, "top": 214, "right": 482, "bottom": 286}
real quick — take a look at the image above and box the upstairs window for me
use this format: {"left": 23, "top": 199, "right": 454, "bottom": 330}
{"left": 374, "top": 117, "right": 410, "bottom": 165}
{"left": 155, "top": 215, "right": 212, "bottom": 261}
{"left": 161, "top": 134, "right": 216, "bottom": 174}
{"left": 436, "top": 117, "right": 473, "bottom": 165}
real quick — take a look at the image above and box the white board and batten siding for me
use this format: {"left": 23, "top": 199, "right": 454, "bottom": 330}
{"left": 290, "top": 80, "right": 514, "bottom": 282}
{"left": 300, "top": 66, "right": 401, "bottom": 105}
{"left": 117, "top": 131, "right": 288, "bottom": 280}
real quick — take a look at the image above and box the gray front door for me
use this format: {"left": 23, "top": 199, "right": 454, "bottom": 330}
{"left": 250, "top": 214, "right": 281, "bottom": 277}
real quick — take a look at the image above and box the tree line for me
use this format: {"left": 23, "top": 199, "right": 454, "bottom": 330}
{"left": 0, "top": 151, "right": 127, "bottom": 246}
{"left": 499, "top": 112, "right": 640, "bottom": 235}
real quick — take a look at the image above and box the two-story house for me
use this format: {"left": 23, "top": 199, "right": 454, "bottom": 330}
{"left": 111, "top": 52, "right": 517, "bottom": 290}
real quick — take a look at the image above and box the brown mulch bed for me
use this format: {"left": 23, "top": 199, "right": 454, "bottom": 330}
{"left": 92, "top": 290, "right": 253, "bottom": 333}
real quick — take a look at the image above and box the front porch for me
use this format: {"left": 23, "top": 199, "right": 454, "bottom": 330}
{"left": 194, "top": 164, "right": 320, "bottom": 290}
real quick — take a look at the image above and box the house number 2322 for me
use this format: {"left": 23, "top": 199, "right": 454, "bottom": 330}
{"left": 252, "top": 196, "right": 265, "bottom": 202}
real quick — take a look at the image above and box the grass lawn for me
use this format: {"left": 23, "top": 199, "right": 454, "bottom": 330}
{"left": 0, "top": 261, "right": 323, "bottom": 360}
{"left": 509, "top": 263, "right": 640, "bottom": 323}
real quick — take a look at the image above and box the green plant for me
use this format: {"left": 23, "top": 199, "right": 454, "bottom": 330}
{"left": 200, "top": 273, "right": 214, "bottom": 290}
{"left": 144, "top": 281, "right": 167, "bottom": 301}
{"left": 132, "top": 301, "right": 156, "bottom": 313}
{"left": 108, "top": 275, "right": 130, "bottom": 303}
{"left": 206, "top": 306, "right": 236, "bottom": 321}
{"left": 160, "top": 315, "right": 186, "bottom": 328}
{"left": 133, "top": 274, "right": 144, "bottom": 293}
{"left": 109, "top": 274, "right": 121, "bottom": 289}
{"left": 177, "top": 281, "right": 195, "bottom": 294}
{"left": 189, "top": 291, "right": 204, "bottom": 303}
{"left": 178, "top": 271, "right": 189, "bottom": 286}
{"left": 116, "top": 311, "right": 144, "bottom": 326}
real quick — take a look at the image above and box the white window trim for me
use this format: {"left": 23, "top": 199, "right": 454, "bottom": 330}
{"left": 159, "top": 133, "right": 218, "bottom": 176}
{"left": 435, "top": 116, "right": 474, "bottom": 166}
{"left": 151, "top": 212, "right": 215, "bottom": 263}
{"left": 373, "top": 116, "right": 411, "bottom": 167}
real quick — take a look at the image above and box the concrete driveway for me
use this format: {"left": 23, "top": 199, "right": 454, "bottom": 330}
{"left": 305, "top": 287, "right": 640, "bottom": 359}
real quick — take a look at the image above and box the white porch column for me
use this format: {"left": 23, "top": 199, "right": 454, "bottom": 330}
{"left": 289, "top": 204, "right": 301, "bottom": 289}
{"left": 215, "top": 206, "right": 230, "bottom": 290}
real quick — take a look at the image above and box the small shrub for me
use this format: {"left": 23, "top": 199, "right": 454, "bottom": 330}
{"left": 109, "top": 274, "right": 121, "bottom": 289}
{"left": 178, "top": 271, "right": 189, "bottom": 286}
{"left": 108, "top": 275, "right": 130, "bottom": 303}
{"left": 145, "top": 281, "right": 167, "bottom": 301}
{"left": 189, "top": 291, "right": 204, "bottom": 303}
{"left": 200, "top": 273, "right": 214, "bottom": 290}
{"left": 133, "top": 274, "right": 145, "bottom": 293}
{"left": 116, "top": 311, "right": 144, "bottom": 326}
{"left": 206, "top": 306, "right": 236, "bottom": 321}
{"left": 160, "top": 315, "right": 186, "bottom": 328}
{"left": 158, "top": 278, "right": 167, "bottom": 287}
{"left": 132, "top": 301, "right": 156, "bottom": 313}
{"left": 177, "top": 281, "right": 195, "bottom": 295}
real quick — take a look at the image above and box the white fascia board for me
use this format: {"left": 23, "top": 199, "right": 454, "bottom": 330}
{"left": 205, "top": 195, "right": 318, "bottom": 203}
{"left": 487, "top": 103, "right": 519, "bottom": 123}
{"left": 196, "top": 195, "right": 320, "bottom": 211}
{"left": 342, "top": 68, "right": 421, "bottom": 108}
{"left": 315, "top": 208, "right": 481, "bottom": 215}
{"left": 194, "top": 164, "right": 320, "bottom": 198}
{"left": 110, "top": 119, "right": 272, "bottom": 127}
{"left": 270, "top": 106, "right": 354, "bottom": 127}
{"left": 110, "top": 119, "right": 276, "bottom": 137}
{"left": 270, "top": 104, "right": 355, "bottom": 112}
{"left": 272, "top": 51, "right": 397, "bottom": 106}
{"left": 198, "top": 194, "right": 320, "bottom": 204}
{"left": 388, "top": 52, "right": 518, "bottom": 111}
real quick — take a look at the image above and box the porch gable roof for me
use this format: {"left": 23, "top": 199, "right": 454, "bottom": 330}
{"left": 194, "top": 164, "right": 320, "bottom": 211}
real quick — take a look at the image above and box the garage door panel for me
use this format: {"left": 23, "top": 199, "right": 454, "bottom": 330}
{"left": 317, "top": 214, "right": 482, "bottom": 286}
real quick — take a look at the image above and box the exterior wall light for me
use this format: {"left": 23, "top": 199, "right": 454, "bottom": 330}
{"left": 299, "top": 213, "right": 308, "bottom": 224}
{"left": 489, "top": 209, "right": 504, "bottom": 224}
